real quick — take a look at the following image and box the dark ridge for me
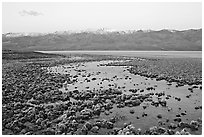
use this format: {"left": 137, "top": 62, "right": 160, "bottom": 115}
{"left": 2, "top": 29, "right": 202, "bottom": 51}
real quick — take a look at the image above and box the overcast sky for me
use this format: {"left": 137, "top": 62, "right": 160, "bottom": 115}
{"left": 2, "top": 2, "right": 202, "bottom": 33}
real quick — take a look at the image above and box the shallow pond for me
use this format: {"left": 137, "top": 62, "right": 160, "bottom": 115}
{"left": 48, "top": 60, "right": 202, "bottom": 134}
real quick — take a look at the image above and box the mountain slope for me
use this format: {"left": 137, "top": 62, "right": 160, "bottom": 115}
{"left": 2, "top": 29, "right": 202, "bottom": 51}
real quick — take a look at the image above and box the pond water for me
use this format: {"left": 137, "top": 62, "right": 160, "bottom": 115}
{"left": 48, "top": 60, "right": 202, "bottom": 134}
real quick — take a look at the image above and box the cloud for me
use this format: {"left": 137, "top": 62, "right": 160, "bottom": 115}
{"left": 19, "top": 10, "right": 43, "bottom": 16}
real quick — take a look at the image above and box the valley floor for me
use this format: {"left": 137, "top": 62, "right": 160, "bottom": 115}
{"left": 2, "top": 51, "right": 202, "bottom": 135}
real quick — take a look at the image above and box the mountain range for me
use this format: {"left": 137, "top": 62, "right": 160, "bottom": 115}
{"left": 2, "top": 29, "right": 202, "bottom": 51}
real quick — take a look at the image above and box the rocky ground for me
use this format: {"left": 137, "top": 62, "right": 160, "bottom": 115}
{"left": 2, "top": 51, "right": 202, "bottom": 135}
{"left": 105, "top": 57, "right": 202, "bottom": 86}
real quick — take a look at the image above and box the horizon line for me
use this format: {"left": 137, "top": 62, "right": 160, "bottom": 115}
{"left": 2, "top": 27, "right": 202, "bottom": 34}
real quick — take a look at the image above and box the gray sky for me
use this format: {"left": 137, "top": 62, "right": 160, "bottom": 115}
{"left": 2, "top": 2, "right": 202, "bottom": 33}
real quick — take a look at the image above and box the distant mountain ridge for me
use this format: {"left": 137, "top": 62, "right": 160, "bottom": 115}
{"left": 2, "top": 29, "right": 202, "bottom": 51}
